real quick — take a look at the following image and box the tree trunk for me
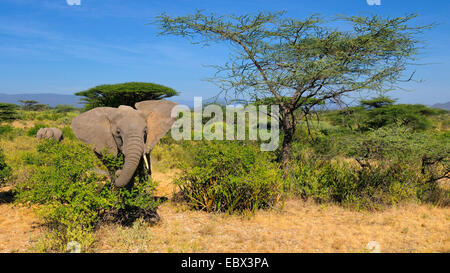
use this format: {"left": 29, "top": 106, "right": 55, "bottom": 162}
{"left": 280, "top": 113, "right": 295, "bottom": 171}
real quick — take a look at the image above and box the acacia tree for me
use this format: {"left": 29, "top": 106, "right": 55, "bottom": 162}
{"left": 18, "top": 100, "right": 48, "bottom": 111}
{"left": 18, "top": 100, "right": 38, "bottom": 110}
{"left": 76, "top": 82, "right": 178, "bottom": 110}
{"left": 156, "top": 11, "right": 430, "bottom": 167}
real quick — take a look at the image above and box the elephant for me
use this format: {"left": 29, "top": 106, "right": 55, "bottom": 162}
{"left": 36, "top": 127, "right": 64, "bottom": 142}
{"left": 71, "top": 100, "right": 178, "bottom": 188}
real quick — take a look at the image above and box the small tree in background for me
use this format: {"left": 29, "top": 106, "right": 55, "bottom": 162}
{"left": 332, "top": 96, "right": 444, "bottom": 131}
{"left": 156, "top": 11, "right": 432, "bottom": 168}
{"left": 76, "top": 82, "right": 178, "bottom": 110}
{"left": 360, "top": 96, "right": 396, "bottom": 109}
{"left": 18, "top": 100, "right": 39, "bottom": 110}
{"left": 0, "top": 103, "right": 19, "bottom": 122}
{"left": 18, "top": 100, "right": 49, "bottom": 111}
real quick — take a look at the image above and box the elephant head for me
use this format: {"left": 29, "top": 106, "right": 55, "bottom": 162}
{"left": 71, "top": 100, "right": 177, "bottom": 188}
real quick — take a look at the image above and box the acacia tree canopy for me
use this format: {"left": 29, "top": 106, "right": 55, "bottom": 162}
{"left": 76, "top": 82, "right": 179, "bottom": 110}
{"left": 360, "top": 96, "right": 396, "bottom": 109}
{"left": 155, "top": 11, "right": 431, "bottom": 166}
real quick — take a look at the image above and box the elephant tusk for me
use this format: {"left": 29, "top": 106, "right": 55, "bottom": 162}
{"left": 143, "top": 154, "right": 149, "bottom": 170}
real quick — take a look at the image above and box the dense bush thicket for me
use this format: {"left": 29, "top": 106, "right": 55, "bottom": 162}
{"left": 15, "top": 140, "right": 159, "bottom": 252}
{"left": 176, "top": 140, "right": 283, "bottom": 213}
{"left": 288, "top": 153, "right": 447, "bottom": 210}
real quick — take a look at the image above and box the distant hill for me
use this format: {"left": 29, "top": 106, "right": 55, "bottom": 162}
{"left": 3, "top": 93, "right": 446, "bottom": 111}
{"left": 0, "top": 93, "right": 199, "bottom": 108}
{"left": 0, "top": 93, "right": 84, "bottom": 107}
{"left": 431, "top": 102, "right": 450, "bottom": 111}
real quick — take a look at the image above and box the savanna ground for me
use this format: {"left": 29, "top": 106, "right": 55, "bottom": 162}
{"left": 0, "top": 106, "right": 449, "bottom": 253}
{"left": 1, "top": 177, "right": 449, "bottom": 253}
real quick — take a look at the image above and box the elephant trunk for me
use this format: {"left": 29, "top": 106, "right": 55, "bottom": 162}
{"left": 114, "top": 136, "right": 144, "bottom": 188}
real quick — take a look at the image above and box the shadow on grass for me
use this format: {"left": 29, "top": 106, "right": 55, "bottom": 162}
{"left": 99, "top": 196, "right": 168, "bottom": 227}
{"left": 0, "top": 188, "right": 15, "bottom": 204}
{"left": 100, "top": 206, "right": 160, "bottom": 227}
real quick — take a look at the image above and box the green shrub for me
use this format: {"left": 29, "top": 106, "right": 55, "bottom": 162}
{"left": 289, "top": 159, "right": 356, "bottom": 204}
{"left": 61, "top": 126, "right": 76, "bottom": 140}
{"left": 34, "top": 110, "right": 65, "bottom": 121}
{"left": 176, "top": 140, "right": 283, "bottom": 213}
{"left": 54, "top": 105, "right": 79, "bottom": 113}
{"left": 0, "top": 125, "right": 14, "bottom": 136}
{"left": 16, "top": 110, "right": 37, "bottom": 120}
{"left": 15, "top": 140, "right": 159, "bottom": 252}
{"left": 0, "top": 147, "right": 12, "bottom": 184}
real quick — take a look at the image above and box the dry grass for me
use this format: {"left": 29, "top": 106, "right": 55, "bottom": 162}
{"left": 0, "top": 187, "right": 42, "bottom": 253}
{"left": 152, "top": 169, "right": 181, "bottom": 197}
{"left": 93, "top": 171, "right": 450, "bottom": 253}
{"left": 10, "top": 120, "right": 35, "bottom": 129}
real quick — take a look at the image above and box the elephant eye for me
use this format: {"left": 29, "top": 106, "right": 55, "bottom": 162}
{"left": 116, "top": 128, "right": 121, "bottom": 135}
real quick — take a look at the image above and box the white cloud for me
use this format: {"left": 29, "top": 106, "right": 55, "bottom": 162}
{"left": 366, "top": 0, "right": 381, "bottom": 6}
{"left": 66, "top": 0, "right": 81, "bottom": 6}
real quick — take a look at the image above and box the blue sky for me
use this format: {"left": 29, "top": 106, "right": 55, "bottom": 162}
{"left": 0, "top": 0, "right": 449, "bottom": 105}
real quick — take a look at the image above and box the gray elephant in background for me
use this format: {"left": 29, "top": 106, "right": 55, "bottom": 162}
{"left": 71, "top": 100, "right": 177, "bottom": 188}
{"left": 36, "top": 127, "right": 64, "bottom": 142}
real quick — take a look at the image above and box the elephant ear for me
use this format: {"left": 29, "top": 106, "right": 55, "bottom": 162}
{"left": 44, "top": 128, "right": 53, "bottom": 138}
{"left": 71, "top": 107, "right": 118, "bottom": 156}
{"left": 135, "top": 100, "right": 178, "bottom": 151}
{"left": 37, "top": 128, "right": 44, "bottom": 136}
